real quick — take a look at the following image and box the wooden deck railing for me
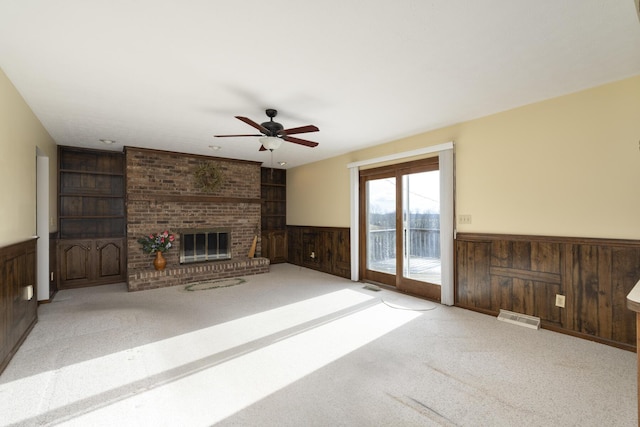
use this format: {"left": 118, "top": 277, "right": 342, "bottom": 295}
{"left": 368, "top": 228, "right": 440, "bottom": 262}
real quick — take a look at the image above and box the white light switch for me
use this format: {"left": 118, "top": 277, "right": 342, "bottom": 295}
{"left": 458, "top": 214, "right": 472, "bottom": 224}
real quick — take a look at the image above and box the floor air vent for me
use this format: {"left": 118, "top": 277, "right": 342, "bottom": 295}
{"left": 497, "top": 309, "right": 540, "bottom": 330}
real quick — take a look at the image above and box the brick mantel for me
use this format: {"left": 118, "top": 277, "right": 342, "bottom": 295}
{"left": 127, "top": 195, "right": 261, "bottom": 204}
{"left": 125, "top": 147, "right": 268, "bottom": 291}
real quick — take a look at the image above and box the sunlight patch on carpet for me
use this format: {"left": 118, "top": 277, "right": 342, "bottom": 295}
{"left": 184, "top": 277, "right": 246, "bottom": 291}
{"left": 47, "top": 290, "right": 419, "bottom": 426}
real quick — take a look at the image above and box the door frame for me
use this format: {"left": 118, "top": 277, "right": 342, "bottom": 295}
{"left": 359, "top": 157, "right": 441, "bottom": 300}
{"left": 347, "top": 142, "right": 455, "bottom": 304}
{"left": 36, "top": 148, "right": 50, "bottom": 301}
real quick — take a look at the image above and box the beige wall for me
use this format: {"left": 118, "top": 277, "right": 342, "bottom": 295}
{"left": 288, "top": 75, "right": 640, "bottom": 240}
{"left": 0, "top": 67, "right": 57, "bottom": 247}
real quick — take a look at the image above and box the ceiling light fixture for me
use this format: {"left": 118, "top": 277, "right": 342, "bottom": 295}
{"left": 259, "top": 136, "right": 283, "bottom": 151}
{"left": 99, "top": 139, "right": 115, "bottom": 145}
{"left": 209, "top": 145, "right": 221, "bottom": 151}
{"left": 278, "top": 161, "right": 287, "bottom": 166}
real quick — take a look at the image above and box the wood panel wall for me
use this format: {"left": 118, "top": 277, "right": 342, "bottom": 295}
{"left": 287, "top": 226, "right": 351, "bottom": 279}
{"left": 456, "top": 233, "right": 640, "bottom": 350}
{"left": 0, "top": 238, "right": 38, "bottom": 374}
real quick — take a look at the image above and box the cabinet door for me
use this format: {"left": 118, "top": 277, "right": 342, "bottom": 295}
{"left": 261, "top": 231, "right": 287, "bottom": 264}
{"left": 261, "top": 232, "right": 272, "bottom": 260}
{"left": 95, "top": 238, "right": 126, "bottom": 281}
{"left": 59, "top": 240, "right": 94, "bottom": 287}
{"left": 58, "top": 238, "right": 126, "bottom": 288}
{"left": 270, "top": 231, "right": 288, "bottom": 264}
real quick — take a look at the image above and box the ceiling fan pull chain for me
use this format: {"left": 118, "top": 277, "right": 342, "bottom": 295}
{"left": 270, "top": 150, "right": 275, "bottom": 177}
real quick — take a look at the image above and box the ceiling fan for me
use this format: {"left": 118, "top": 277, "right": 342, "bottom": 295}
{"left": 214, "top": 109, "right": 319, "bottom": 151}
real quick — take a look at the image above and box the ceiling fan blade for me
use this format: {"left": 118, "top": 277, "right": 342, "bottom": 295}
{"left": 283, "top": 135, "right": 319, "bottom": 147}
{"left": 236, "top": 116, "right": 269, "bottom": 134}
{"left": 278, "top": 125, "right": 319, "bottom": 135}
{"left": 213, "top": 134, "right": 263, "bottom": 137}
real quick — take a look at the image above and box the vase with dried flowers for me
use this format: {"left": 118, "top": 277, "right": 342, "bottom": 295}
{"left": 138, "top": 231, "right": 175, "bottom": 271}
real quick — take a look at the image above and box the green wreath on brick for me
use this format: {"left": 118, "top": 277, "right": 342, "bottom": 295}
{"left": 194, "top": 162, "right": 223, "bottom": 192}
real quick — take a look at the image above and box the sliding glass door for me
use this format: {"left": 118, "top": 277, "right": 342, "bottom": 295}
{"left": 402, "top": 170, "right": 441, "bottom": 285}
{"left": 365, "top": 174, "right": 397, "bottom": 277}
{"left": 361, "top": 157, "right": 441, "bottom": 301}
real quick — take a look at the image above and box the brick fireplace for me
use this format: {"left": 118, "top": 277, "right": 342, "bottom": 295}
{"left": 125, "top": 147, "right": 269, "bottom": 291}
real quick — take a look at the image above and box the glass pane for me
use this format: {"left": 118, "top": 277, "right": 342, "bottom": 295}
{"left": 403, "top": 171, "right": 441, "bottom": 285}
{"left": 219, "top": 232, "right": 229, "bottom": 256}
{"left": 184, "top": 234, "right": 194, "bottom": 257}
{"left": 208, "top": 233, "right": 219, "bottom": 257}
{"left": 195, "top": 234, "right": 206, "bottom": 257}
{"left": 366, "top": 177, "right": 396, "bottom": 275}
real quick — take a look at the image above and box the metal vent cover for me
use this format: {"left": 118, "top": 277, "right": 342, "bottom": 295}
{"left": 497, "top": 309, "right": 541, "bottom": 330}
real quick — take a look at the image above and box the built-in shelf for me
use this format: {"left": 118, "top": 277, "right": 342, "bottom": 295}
{"left": 59, "top": 169, "right": 124, "bottom": 176}
{"left": 60, "top": 216, "right": 126, "bottom": 219}
{"left": 60, "top": 194, "right": 124, "bottom": 198}
{"left": 57, "top": 146, "right": 126, "bottom": 287}
{"left": 261, "top": 167, "right": 287, "bottom": 263}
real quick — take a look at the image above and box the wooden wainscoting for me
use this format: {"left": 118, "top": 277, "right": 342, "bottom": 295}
{"left": 287, "top": 226, "right": 351, "bottom": 279}
{"left": 456, "top": 233, "right": 640, "bottom": 350}
{"left": 0, "top": 238, "right": 38, "bottom": 374}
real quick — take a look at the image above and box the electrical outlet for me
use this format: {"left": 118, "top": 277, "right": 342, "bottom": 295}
{"left": 458, "top": 214, "right": 472, "bottom": 224}
{"left": 310, "top": 251, "right": 316, "bottom": 259}
{"left": 555, "top": 294, "right": 566, "bottom": 308}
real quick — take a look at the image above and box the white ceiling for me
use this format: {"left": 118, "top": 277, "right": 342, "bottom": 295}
{"left": 1, "top": 0, "right": 639, "bottom": 168}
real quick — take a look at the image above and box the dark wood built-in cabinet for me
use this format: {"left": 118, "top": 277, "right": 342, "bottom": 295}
{"left": 261, "top": 168, "right": 287, "bottom": 264}
{"left": 57, "top": 147, "right": 126, "bottom": 288}
{"left": 58, "top": 238, "right": 125, "bottom": 287}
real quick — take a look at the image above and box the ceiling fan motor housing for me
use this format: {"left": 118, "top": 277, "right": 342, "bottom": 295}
{"left": 260, "top": 116, "right": 284, "bottom": 136}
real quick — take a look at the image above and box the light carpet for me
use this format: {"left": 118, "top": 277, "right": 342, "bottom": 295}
{"left": 0, "top": 264, "right": 636, "bottom": 426}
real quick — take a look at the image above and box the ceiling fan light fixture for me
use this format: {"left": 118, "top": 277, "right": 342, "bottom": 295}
{"left": 260, "top": 136, "right": 283, "bottom": 151}
{"left": 216, "top": 110, "right": 319, "bottom": 150}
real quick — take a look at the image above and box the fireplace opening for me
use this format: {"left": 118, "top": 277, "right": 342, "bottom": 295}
{"left": 180, "top": 229, "right": 231, "bottom": 264}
